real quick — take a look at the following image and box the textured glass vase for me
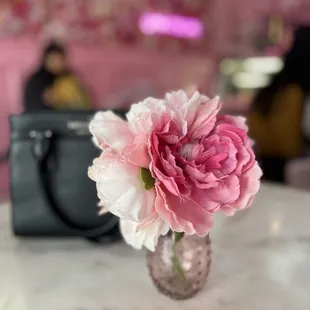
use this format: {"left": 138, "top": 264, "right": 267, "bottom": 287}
{"left": 147, "top": 234, "right": 211, "bottom": 300}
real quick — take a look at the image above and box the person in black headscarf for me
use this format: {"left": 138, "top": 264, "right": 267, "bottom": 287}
{"left": 24, "top": 42, "right": 67, "bottom": 111}
{"left": 23, "top": 41, "right": 90, "bottom": 111}
{"left": 248, "top": 26, "right": 310, "bottom": 182}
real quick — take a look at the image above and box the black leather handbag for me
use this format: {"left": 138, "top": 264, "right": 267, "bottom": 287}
{"left": 9, "top": 110, "right": 126, "bottom": 242}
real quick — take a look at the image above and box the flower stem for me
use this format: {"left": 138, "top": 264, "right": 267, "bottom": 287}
{"left": 171, "top": 232, "right": 186, "bottom": 283}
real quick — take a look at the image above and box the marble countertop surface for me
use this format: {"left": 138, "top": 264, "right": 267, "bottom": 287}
{"left": 1, "top": 183, "right": 310, "bottom": 310}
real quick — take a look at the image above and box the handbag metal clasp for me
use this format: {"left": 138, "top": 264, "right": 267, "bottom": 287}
{"left": 29, "top": 130, "right": 53, "bottom": 139}
{"left": 29, "top": 130, "right": 53, "bottom": 161}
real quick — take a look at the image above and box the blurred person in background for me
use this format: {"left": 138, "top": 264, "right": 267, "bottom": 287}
{"left": 24, "top": 41, "right": 91, "bottom": 111}
{"left": 248, "top": 26, "right": 310, "bottom": 183}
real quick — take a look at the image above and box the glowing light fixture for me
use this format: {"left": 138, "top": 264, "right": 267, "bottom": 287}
{"left": 232, "top": 72, "right": 270, "bottom": 89}
{"left": 242, "top": 57, "right": 283, "bottom": 74}
{"left": 139, "top": 12, "right": 204, "bottom": 39}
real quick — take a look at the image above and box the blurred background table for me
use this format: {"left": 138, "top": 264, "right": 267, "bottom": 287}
{"left": 1, "top": 183, "right": 310, "bottom": 310}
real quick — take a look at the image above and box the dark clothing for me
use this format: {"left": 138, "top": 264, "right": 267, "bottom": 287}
{"left": 23, "top": 41, "right": 67, "bottom": 112}
{"left": 23, "top": 69, "right": 56, "bottom": 112}
{"left": 258, "top": 156, "right": 287, "bottom": 183}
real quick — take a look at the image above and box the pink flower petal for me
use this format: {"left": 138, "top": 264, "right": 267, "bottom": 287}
{"left": 220, "top": 205, "right": 236, "bottom": 216}
{"left": 188, "top": 96, "right": 221, "bottom": 139}
{"left": 126, "top": 97, "right": 167, "bottom": 134}
{"left": 227, "top": 163, "right": 262, "bottom": 211}
{"left": 217, "top": 115, "right": 248, "bottom": 132}
{"left": 122, "top": 136, "right": 150, "bottom": 168}
{"left": 204, "top": 175, "right": 240, "bottom": 204}
{"left": 89, "top": 151, "right": 155, "bottom": 222}
{"left": 120, "top": 214, "right": 169, "bottom": 251}
{"left": 155, "top": 186, "right": 214, "bottom": 236}
{"left": 89, "top": 90, "right": 261, "bottom": 247}
{"left": 90, "top": 111, "right": 133, "bottom": 152}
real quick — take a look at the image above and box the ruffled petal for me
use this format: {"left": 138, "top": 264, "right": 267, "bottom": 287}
{"left": 188, "top": 96, "right": 221, "bottom": 139}
{"left": 155, "top": 186, "right": 214, "bottom": 236}
{"left": 223, "top": 162, "right": 262, "bottom": 212}
{"left": 120, "top": 214, "right": 169, "bottom": 251}
{"left": 166, "top": 90, "right": 211, "bottom": 129}
{"left": 126, "top": 97, "right": 167, "bottom": 134}
{"left": 89, "top": 111, "right": 133, "bottom": 152}
{"left": 121, "top": 134, "right": 150, "bottom": 168}
{"left": 217, "top": 115, "right": 248, "bottom": 132}
{"left": 89, "top": 152, "right": 155, "bottom": 222}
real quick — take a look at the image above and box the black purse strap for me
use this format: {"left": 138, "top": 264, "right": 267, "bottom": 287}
{"left": 31, "top": 130, "right": 118, "bottom": 239}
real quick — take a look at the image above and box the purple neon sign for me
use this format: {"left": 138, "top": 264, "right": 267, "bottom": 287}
{"left": 139, "top": 12, "right": 204, "bottom": 39}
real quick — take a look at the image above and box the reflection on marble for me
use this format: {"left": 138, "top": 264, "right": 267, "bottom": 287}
{"left": 1, "top": 183, "right": 310, "bottom": 310}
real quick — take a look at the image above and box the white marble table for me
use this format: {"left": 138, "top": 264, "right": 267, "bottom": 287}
{"left": 1, "top": 184, "right": 310, "bottom": 310}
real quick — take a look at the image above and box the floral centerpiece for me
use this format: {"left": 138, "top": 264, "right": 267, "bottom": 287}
{"left": 88, "top": 89, "right": 262, "bottom": 299}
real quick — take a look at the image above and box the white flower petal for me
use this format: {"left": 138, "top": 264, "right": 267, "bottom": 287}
{"left": 91, "top": 152, "right": 155, "bottom": 222}
{"left": 120, "top": 214, "right": 169, "bottom": 251}
{"left": 165, "top": 90, "right": 190, "bottom": 111}
{"left": 97, "top": 202, "right": 110, "bottom": 215}
{"left": 89, "top": 111, "right": 133, "bottom": 151}
{"left": 126, "top": 97, "right": 167, "bottom": 134}
{"left": 127, "top": 97, "right": 167, "bottom": 122}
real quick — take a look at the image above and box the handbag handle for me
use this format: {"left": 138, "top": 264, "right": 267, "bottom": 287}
{"left": 31, "top": 130, "right": 119, "bottom": 239}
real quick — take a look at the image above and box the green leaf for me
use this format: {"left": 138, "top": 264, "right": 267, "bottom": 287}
{"left": 140, "top": 168, "right": 156, "bottom": 190}
{"left": 173, "top": 232, "right": 184, "bottom": 244}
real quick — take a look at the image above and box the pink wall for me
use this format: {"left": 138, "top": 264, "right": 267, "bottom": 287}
{"left": 0, "top": 39, "right": 216, "bottom": 112}
{"left": 1, "top": 0, "right": 310, "bottom": 197}
{"left": 206, "top": 0, "right": 310, "bottom": 57}
{"left": 0, "top": 39, "right": 216, "bottom": 198}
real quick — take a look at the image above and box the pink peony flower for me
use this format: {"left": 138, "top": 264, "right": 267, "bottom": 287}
{"left": 88, "top": 90, "right": 262, "bottom": 250}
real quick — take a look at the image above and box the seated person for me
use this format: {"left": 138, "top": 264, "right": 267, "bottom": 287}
{"left": 23, "top": 41, "right": 90, "bottom": 111}
{"left": 248, "top": 26, "right": 310, "bottom": 183}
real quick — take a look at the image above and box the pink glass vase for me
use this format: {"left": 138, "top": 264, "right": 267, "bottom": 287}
{"left": 147, "top": 234, "right": 211, "bottom": 300}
